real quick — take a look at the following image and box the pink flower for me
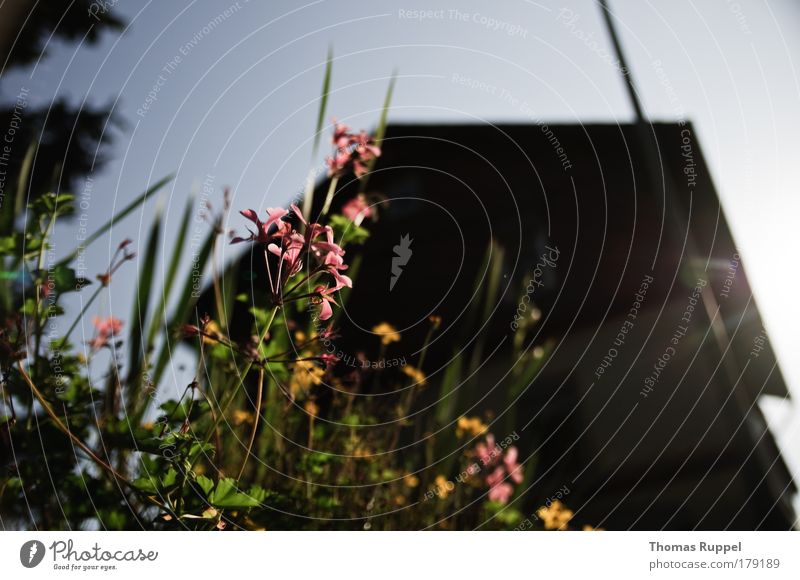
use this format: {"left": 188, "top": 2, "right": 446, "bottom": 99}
{"left": 472, "top": 433, "right": 524, "bottom": 505}
{"left": 231, "top": 207, "right": 289, "bottom": 244}
{"left": 325, "top": 122, "right": 381, "bottom": 179}
{"left": 475, "top": 433, "right": 497, "bottom": 466}
{"left": 268, "top": 230, "right": 306, "bottom": 278}
{"left": 328, "top": 267, "right": 353, "bottom": 291}
{"left": 488, "top": 482, "right": 514, "bottom": 504}
{"left": 342, "top": 194, "right": 372, "bottom": 222}
{"left": 94, "top": 316, "right": 123, "bottom": 336}
{"left": 312, "top": 285, "right": 339, "bottom": 321}
{"left": 232, "top": 203, "right": 352, "bottom": 320}
{"left": 320, "top": 353, "right": 339, "bottom": 368}
{"left": 504, "top": 446, "right": 524, "bottom": 484}
{"left": 486, "top": 466, "right": 505, "bottom": 488}
{"left": 88, "top": 316, "right": 123, "bottom": 350}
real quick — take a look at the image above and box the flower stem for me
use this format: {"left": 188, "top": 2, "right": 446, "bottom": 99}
{"left": 60, "top": 284, "right": 103, "bottom": 345}
{"left": 196, "top": 306, "right": 278, "bottom": 461}
{"left": 236, "top": 367, "right": 264, "bottom": 480}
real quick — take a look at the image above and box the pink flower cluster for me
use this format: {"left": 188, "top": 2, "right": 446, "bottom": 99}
{"left": 232, "top": 204, "right": 351, "bottom": 320}
{"left": 474, "top": 434, "right": 524, "bottom": 504}
{"left": 341, "top": 194, "right": 373, "bottom": 223}
{"left": 326, "top": 122, "right": 381, "bottom": 179}
{"left": 88, "top": 316, "right": 123, "bottom": 351}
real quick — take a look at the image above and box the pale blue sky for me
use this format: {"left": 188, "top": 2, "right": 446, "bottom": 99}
{"left": 3, "top": 0, "right": 799, "bottom": 485}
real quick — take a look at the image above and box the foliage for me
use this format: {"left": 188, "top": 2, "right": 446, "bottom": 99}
{"left": 0, "top": 72, "right": 596, "bottom": 531}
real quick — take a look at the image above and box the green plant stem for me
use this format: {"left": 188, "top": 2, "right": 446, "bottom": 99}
{"left": 195, "top": 306, "right": 278, "bottom": 463}
{"left": 237, "top": 367, "right": 264, "bottom": 480}
{"left": 283, "top": 267, "right": 322, "bottom": 298}
{"left": 60, "top": 284, "right": 104, "bottom": 345}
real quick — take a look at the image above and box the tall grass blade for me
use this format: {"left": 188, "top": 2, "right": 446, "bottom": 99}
{"left": 126, "top": 198, "right": 163, "bottom": 394}
{"left": 149, "top": 226, "right": 216, "bottom": 391}
{"left": 304, "top": 49, "right": 333, "bottom": 222}
{"left": 312, "top": 47, "right": 333, "bottom": 157}
{"left": 359, "top": 73, "right": 395, "bottom": 193}
{"left": 145, "top": 193, "right": 195, "bottom": 353}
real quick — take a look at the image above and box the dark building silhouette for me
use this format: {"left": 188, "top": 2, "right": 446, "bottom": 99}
{"left": 211, "top": 122, "right": 796, "bottom": 530}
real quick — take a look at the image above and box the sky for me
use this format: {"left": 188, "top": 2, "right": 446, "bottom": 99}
{"left": 2, "top": 0, "right": 800, "bottom": 492}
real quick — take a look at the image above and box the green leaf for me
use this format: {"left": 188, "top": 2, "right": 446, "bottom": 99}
{"left": 21, "top": 297, "right": 36, "bottom": 315}
{"left": 208, "top": 478, "right": 263, "bottom": 509}
{"left": 132, "top": 468, "right": 178, "bottom": 494}
{"left": 312, "top": 47, "right": 333, "bottom": 156}
{"left": 149, "top": 224, "right": 215, "bottom": 393}
{"left": 127, "top": 199, "right": 163, "bottom": 390}
{"left": 374, "top": 72, "right": 396, "bottom": 148}
{"left": 329, "top": 214, "right": 369, "bottom": 246}
{"left": 359, "top": 73, "right": 395, "bottom": 192}
{"left": 247, "top": 485, "right": 267, "bottom": 505}
{"left": 303, "top": 49, "right": 334, "bottom": 221}
{"left": 195, "top": 475, "right": 215, "bottom": 496}
{"left": 52, "top": 265, "right": 77, "bottom": 291}
{"left": 161, "top": 468, "right": 178, "bottom": 488}
{"left": 146, "top": 193, "right": 195, "bottom": 350}
{"left": 186, "top": 441, "right": 214, "bottom": 465}
{"left": 0, "top": 235, "right": 16, "bottom": 254}
{"left": 132, "top": 475, "right": 159, "bottom": 494}
{"left": 148, "top": 229, "right": 217, "bottom": 394}
{"left": 9, "top": 141, "right": 36, "bottom": 230}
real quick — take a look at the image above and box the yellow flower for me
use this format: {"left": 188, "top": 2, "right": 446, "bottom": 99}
{"left": 373, "top": 322, "right": 401, "bottom": 345}
{"left": 402, "top": 365, "right": 427, "bottom": 386}
{"left": 201, "top": 320, "right": 221, "bottom": 345}
{"left": 537, "top": 500, "right": 574, "bottom": 530}
{"left": 304, "top": 400, "right": 320, "bottom": 417}
{"left": 294, "top": 330, "right": 307, "bottom": 342}
{"left": 582, "top": 525, "right": 604, "bottom": 531}
{"left": 354, "top": 446, "right": 373, "bottom": 458}
{"left": 456, "top": 416, "right": 488, "bottom": 438}
{"left": 231, "top": 410, "right": 254, "bottom": 426}
{"left": 433, "top": 475, "right": 454, "bottom": 499}
{"left": 403, "top": 474, "right": 420, "bottom": 488}
{"left": 290, "top": 359, "right": 324, "bottom": 399}
{"left": 394, "top": 495, "right": 407, "bottom": 506}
